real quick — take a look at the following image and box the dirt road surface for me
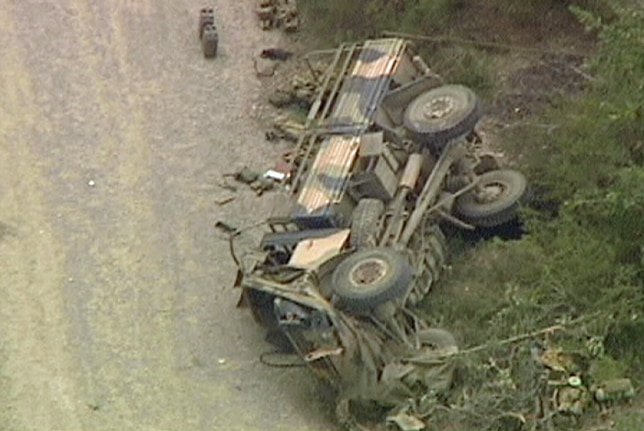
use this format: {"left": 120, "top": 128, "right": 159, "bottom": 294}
{"left": 0, "top": 1, "right": 333, "bottom": 430}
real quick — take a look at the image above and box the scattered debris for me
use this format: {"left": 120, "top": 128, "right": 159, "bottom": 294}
{"left": 198, "top": 7, "right": 214, "bottom": 38}
{"left": 267, "top": 90, "right": 295, "bottom": 108}
{"left": 250, "top": 177, "right": 275, "bottom": 196}
{"left": 535, "top": 342, "right": 636, "bottom": 422}
{"left": 254, "top": 0, "right": 299, "bottom": 32}
{"left": 214, "top": 195, "right": 235, "bottom": 206}
{"left": 260, "top": 48, "right": 293, "bottom": 61}
{"left": 222, "top": 167, "right": 282, "bottom": 196}
{"left": 215, "top": 221, "right": 237, "bottom": 234}
{"left": 267, "top": 71, "right": 318, "bottom": 109}
{"left": 269, "top": 114, "right": 305, "bottom": 142}
{"left": 219, "top": 181, "right": 238, "bottom": 192}
{"left": 198, "top": 8, "right": 218, "bottom": 58}
{"left": 255, "top": 0, "right": 275, "bottom": 31}
{"left": 552, "top": 376, "right": 590, "bottom": 416}
{"left": 225, "top": 168, "right": 259, "bottom": 184}
{"left": 253, "top": 56, "right": 277, "bottom": 77}
{"left": 202, "top": 26, "right": 219, "bottom": 59}
{"left": 387, "top": 408, "right": 426, "bottom": 431}
{"left": 263, "top": 169, "right": 288, "bottom": 182}
{"left": 540, "top": 348, "right": 589, "bottom": 374}
{"left": 593, "top": 378, "right": 635, "bottom": 404}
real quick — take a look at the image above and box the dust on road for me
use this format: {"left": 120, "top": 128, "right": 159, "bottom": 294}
{"left": 0, "top": 1, "right": 332, "bottom": 430}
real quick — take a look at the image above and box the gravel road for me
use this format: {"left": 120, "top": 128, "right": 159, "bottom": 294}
{"left": 0, "top": 1, "right": 333, "bottom": 430}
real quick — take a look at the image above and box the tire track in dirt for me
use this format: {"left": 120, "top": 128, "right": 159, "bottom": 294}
{"left": 0, "top": 4, "right": 82, "bottom": 430}
{"left": 35, "top": 0, "right": 200, "bottom": 428}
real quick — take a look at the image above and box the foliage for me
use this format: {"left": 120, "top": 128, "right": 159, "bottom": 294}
{"left": 298, "top": 0, "right": 622, "bottom": 45}
{"left": 613, "top": 409, "right": 644, "bottom": 431}
{"left": 516, "top": 7, "right": 644, "bottom": 269}
{"left": 296, "top": 1, "right": 373, "bottom": 44}
{"left": 423, "top": 6, "right": 644, "bottom": 429}
{"left": 420, "top": 45, "right": 495, "bottom": 95}
{"left": 298, "top": 0, "right": 467, "bottom": 45}
{"left": 396, "top": 0, "right": 465, "bottom": 34}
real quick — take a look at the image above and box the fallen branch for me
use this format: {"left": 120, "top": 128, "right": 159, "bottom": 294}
{"left": 382, "top": 31, "right": 591, "bottom": 58}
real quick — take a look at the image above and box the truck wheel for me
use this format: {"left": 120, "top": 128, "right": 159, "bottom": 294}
{"left": 403, "top": 85, "right": 481, "bottom": 149}
{"left": 331, "top": 248, "right": 413, "bottom": 315}
{"left": 455, "top": 169, "right": 527, "bottom": 228}
{"left": 350, "top": 198, "right": 384, "bottom": 249}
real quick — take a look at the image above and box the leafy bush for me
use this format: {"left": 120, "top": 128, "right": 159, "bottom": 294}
{"left": 445, "top": 2, "right": 644, "bottom": 368}
{"left": 425, "top": 9, "right": 644, "bottom": 429}
{"left": 298, "top": 0, "right": 467, "bottom": 44}
{"left": 297, "top": 1, "right": 376, "bottom": 44}
{"left": 516, "top": 8, "right": 644, "bottom": 265}
{"left": 397, "top": 0, "right": 466, "bottom": 34}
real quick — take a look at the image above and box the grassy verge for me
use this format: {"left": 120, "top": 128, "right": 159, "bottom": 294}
{"left": 423, "top": 7, "right": 644, "bottom": 430}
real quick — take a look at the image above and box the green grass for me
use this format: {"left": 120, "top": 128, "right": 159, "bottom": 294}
{"left": 418, "top": 6, "right": 644, "bottom": 430}
{"left": 420, "top": 44, "right": 496, "bottom": 96}
{"left": 613, "top": 407, "right": 644, "bottom": 431}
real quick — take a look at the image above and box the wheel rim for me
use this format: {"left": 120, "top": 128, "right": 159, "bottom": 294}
{"left": 476, "top": 180, "right": 509, "bottom": 204}
{"left": 422, "top": 96, "right": 456, "bottom": 120}
{"left": 349, "top": 258, "right": 389, "bottom": 287}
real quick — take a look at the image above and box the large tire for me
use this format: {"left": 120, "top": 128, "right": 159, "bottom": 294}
{"left": 455, "top": 169, "right": 528, "bottom": 228}
{"left": 403, "top": 85, "right": 481, "bottom": 149}
{"left": 331, "top": 248, "right": 413, "bottom": 314}
{"left": 350, "top": 198, "right": 385, "bottom": 249}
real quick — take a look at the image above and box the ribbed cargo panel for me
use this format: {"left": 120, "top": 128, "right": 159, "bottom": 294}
{"left": 327, "top": 38, "right": 405, "bottom": 131}
{"left": 295, "top": 135, "right": 360, "bottom": 215}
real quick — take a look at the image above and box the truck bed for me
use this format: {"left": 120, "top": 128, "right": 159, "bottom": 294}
{"left": 327, "top": 38, "right": 405, "bottom": 132}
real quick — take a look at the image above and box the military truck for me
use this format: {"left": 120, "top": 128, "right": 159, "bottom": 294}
{"left": 230, "top": 38, "right": 528, "bottom": 429}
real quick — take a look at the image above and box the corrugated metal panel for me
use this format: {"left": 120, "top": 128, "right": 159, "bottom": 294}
{"left": 327, "top": 38, "right": 405, "bottom": 131}
{"left": 296, "top": 135, "right": 360, "bottom": 214}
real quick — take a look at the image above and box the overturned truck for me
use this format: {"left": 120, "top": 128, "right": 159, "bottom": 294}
{"left": 231, "top": 38, "right": 528, "bottom": 430}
